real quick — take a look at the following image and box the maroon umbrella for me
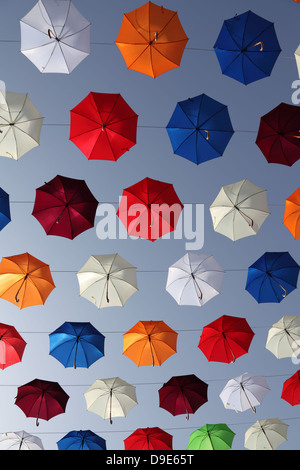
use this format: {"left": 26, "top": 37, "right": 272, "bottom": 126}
{"left": 124, "top": 427, "right": 173, "bottom": 450}
{"left": 15, "top": 378, "right": 69, "bottom": 426}
{"left": 256, "top": 103, "right": 300, "bottom": 166}
{"left": 32, "top": 175, "right": 98, "bottom": 239}
{"left": 158, "top": 374, "right": 208, "bottom": 420}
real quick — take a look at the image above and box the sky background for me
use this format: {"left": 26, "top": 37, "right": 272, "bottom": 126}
{"left": 0, "top": 0, "right": 299, "bottom": 451}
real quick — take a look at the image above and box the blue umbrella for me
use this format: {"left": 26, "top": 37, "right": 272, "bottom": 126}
{"left": 246, "top": 252, "right": 300, "bottom": 303}
{"left": 166, "top": 94, "right": 234, "bottom": 165}
{"left": 57, "top": 430, "right": 106, "bottom": 450}
{"left": 49, "top": 321, "right": 105, "bottom": 368}
{"left": 0, "top": 187, "right": 11, "bottom": 231}
{"left": 214, "top": 10, "right": 281, "bottom": 85}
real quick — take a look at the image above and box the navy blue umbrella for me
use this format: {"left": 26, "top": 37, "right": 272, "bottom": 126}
{"left": 57, "top": 430, "right": 106, "bottom": 450}
{"left": 246, "top": 252, "right": 300, "bottom": 303}
{"left": 214, "top": 10, "right": 281, "bottom": 85}
{"left": 49, "top": 322, "right": 105, "bottom": 368}
{"left": 0, "top": 187, "right": 11, "bottom": 231}
{"left": 166, "top": 94, "right": 234, "bottom": 165}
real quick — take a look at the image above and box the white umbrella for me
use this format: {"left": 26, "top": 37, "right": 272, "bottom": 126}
{"left": 0, "top": 431, "right": 44, "bottom": 450}
{"left": 77, "top": 253, "right": 138, "bottom": 309}
{"left": 219, "top": 372, "right": 270, "bottom": 413}
{"left": 166, "top": 252, "right": 224, "bottom": 307}
{"left": 209, "top": 179, "right": 270, "bottom": 241}
{"left": 244, "top": 418, "right": 288, "bottom": 450}
{"left": 295, "top": 45, "right": 300, "bottom": 79}
{"left": 20, "top": 0, "right": 90, "bottom": 74}
{"left": 84, "top": 377, "right": 138, "bottom": 424}
{"left": 266, "top": 315, "right": 300, "bottom": 359}
{"left": 0, "top": 91, "right": 43, "bottom": 160}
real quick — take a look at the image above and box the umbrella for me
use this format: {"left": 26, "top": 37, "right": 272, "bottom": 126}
{"left": 70, "top": 92, "right": 138, "bottom": 161}
{"left": 0, "top": 188, "right": 10, "bottom": 231}
{"left": 0, "top": 431, "right": 44, "bottom": 450}
{"left": 244, "top": 418, "right": 288, "bottom": 450}
{"left": 123, "top": 320, "right": 178, "bottom": 367}
{"left": 32, "top": 174, "right": 98, "bottom": 239}
{"left": 198, "top": 315, "right": 255, "bottom": 364}
{"left": 295, "top": 45, "right": 300, "bottom": 78}
{"left": 117, "top": 177, "right": 183, "bottom": 241}
{"left": 57, "top": 430, "right": 106, "bottom": 450}
{"left": 283, "top": 187, "right": 300, "bottom": 238}
{"left": 209, "top": 179, "right": 270, "bottom": 241}
{"left": 166, "top": 94, "right": 234, "bottom": 165}
{"left": 77, "top": 253, "right": 138, "bottom": 309}
{"left": 281, "top": 370, "right": 300, "bottom": 406}
{"left": 0, "top": 91, "right": 43, "bottom": 160}
{"left": 84, "top": 377, "right": 138, "bottom": 424}
{"left": 20, "top": 0, "right": 90, "bottom": 74}
{"left": 115, "top": 1, "right": 188, "bottom": 78}
{"left": 124, "top": 427, "right": 173, "bottom": 450}
{"left": 219, "top": 372, "right": 270, "bottom": 413}
{"left": 256, "top": 103, "right": 300, "bottom": 166}
{"left": 187, "top": 424, "right": 235, "bottom": 450}
{"left": 266, "top": 315, "right": 300, "bottom": 359}
{"left": 158, "top": 374, "right": 208, "bottom": 420}
{"left": 166, "top": 252, "right": 224, "bottom": 307}
{"left": 49, "top": 321, "right": 105, "bottom": 369}
{"left": 0, "top": 323, "right": 27, "bottom": 370}
{"left": 0, "top": 252, "right": 55, "bottom": 309}
{"left": 15, "top": 379, "right": 69, "bottom": 426}
{"left": 245, "top": 252, "right": 300, "bottom": 303}
{"left": 214, "top": 10, "right": 281, "bottom": 85}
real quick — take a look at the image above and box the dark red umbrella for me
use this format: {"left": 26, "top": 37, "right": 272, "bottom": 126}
{"left": 124, "top": 427, "right": 173, "bottom": 450}
{"left": 69, "top": 92, "right": 138, "bottom": 161}
{"left": 281, "top": 370, "right": 300, "bottom": 406}
{"left": 0, "top": 323, "right": 26, "bottom": 370}
{"left": 198, "top": 315, "right": 254, "bottom": 364}
{"left": 32, "top": 175, "right": 98, "bottom": 239}
{"left": 158, "top": 374, "right": 208, "bottom": 420}
{"left": 15, "top": 379, "right": 69, "bottom": 426}
{"left": 117, "top": 177, "right": 183, "bottom": 241}
{"left": 256, "top": 103, "right": 300, "bottom": 166}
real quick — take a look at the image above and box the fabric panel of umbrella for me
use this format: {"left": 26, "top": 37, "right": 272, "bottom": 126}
{"left": 0, "top": 431, "right": 44, "bottom": 450}
{"left": 187, "top": 423, "right": 235, "bottom": 450}
{"left": 124, "top": 427, "right": 173, "bottom": 450}
{"left": 0, "top": 323, "right": 26, "bottom": 370}
{"left": 283, "top": 187, "right": 300, "bottom": 238}
{"left": 244, "top": 418, "right": 288, "bottom": 450}
{"left": 281, "top": 370, "right": 300, "bottom": 406}
{"left": 266, "top": 315, "right": 300, "bottom": 359}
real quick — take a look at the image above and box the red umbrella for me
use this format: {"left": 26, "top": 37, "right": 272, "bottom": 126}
{"left": 256, "top": 103, "right": 300, "bottom": 166}
{"left": 15, "top": 378, "right": 69, "bottom": 426}
{"left": 69, "top": 92, "right": 138, "bottom": 161}
{"left": 117, "top": 177, "right": 183, "bottom": 241}
{"left": 0, "top": 323, "right": 26, "bottom": 370}
{"left": 281, "top": 370, "right": 300, "bottom": 406}
{"left": 124, "top": 427, "right": 173, "bottom": 450}
{"left": 198, "top": 315, "right": 255, "bottom": 363}
{"left": 158, "top": 374, "right": 208, "bottom": 420}
{"left": 32, "top": 175, "right": 98, "bottom": 239}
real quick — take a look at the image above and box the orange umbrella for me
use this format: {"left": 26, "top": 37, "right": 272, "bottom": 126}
{"left": 0, "top": 252, "right": 55, "bottom": 309}
{"left": 115, "top": 1, "right": 188, "bottom": 78}
{"left": 123, "top": 320, "right": 178, "bottom": 366}
{"left": 283, "top": 187, "right": 300, "bottom": 238}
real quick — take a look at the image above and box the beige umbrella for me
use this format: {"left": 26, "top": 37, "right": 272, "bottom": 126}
{"left": 266, "top": 315, "right": 300, "bottom": 359}
{"left": 244, "top": 418, "right": 288, "bottom": 450}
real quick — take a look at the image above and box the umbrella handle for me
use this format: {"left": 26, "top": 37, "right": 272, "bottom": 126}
{"left": 48, "top": 29, "right": 55, "bottom": 39}
{"left": 235, "top": 206, "right": 254, "bottom": 227}
{"left": 15, "top": 274, "right": 28, "bottom": 303}
{"left": 250, "top": 41, "right": 264, "bottom": 51}
{"left": 241, "top": 384, "right": 256, "bottom": 413}
{"left": 191, "top": 273, "right": 203, "bottom": 301}
{"left": 106, "top": 275, "right": 110, "bottom": 303}
{"left": 204, "top": 129, "right": 210, "bottom": 140}
{"left": 268, "top": 274, "right": 287, "bottom": 298}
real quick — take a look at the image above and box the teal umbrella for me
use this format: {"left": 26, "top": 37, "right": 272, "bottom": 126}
{"left": 187, "top": 423, "right": 235, "bottom": 450}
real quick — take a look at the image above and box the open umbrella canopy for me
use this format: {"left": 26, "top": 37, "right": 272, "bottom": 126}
{"left": 283, "top": 186, "right": 300, "bottom": 238}
{"left": 70, "top": 92, "right": 138, "bottom": 161}
{"left": 256, "top": 103, "right": 300, "bottom": 166}
{"left": 0, "top": 187, "right": 11, "bottom": 231}
{"left": 166, "top": 94, "right": 234, "bottom": 165}
{"left": 244, "top": 418, "right": 288, "bottom": 450}
{"left": 0, "top": 91, "right": 43, "bottom": 160}
{"left": 0, "top": 323, "right": 26, "bottom": 370}
{"left": 158, "top": 374, "right": 208, "bottom": 420}
{"left": 20, "top": 0, "right": 90, "bottom": 74}
{"left": 117, "top": 177, "right": 183, "bottom": 241}
{"left": 281, "top": 370, "right": 300, "bottom": 406}
{"left": 187, "top": 423, "right": 235, "bottom": 450}
{"left": 77, "top": 253, "right": 138, "bottom": 309}
{"left": 198, "top": 315, "right": 255, "bottom": 364}
{"left": 15, "top": 379, "right": 69, "bottom": 426}
{"left": 57, "top": 430, "right": 106, "bottom": 450}
{"left": 49, "top": 321, "right": 105, "bottom": 369}
{"left": 209, "top": 179, "right": 270, "bottom": 241}
{"left": 0, "top": 252, "right": 55, "bottom": 309}
{"left": 115, "top": 1, "right": 188, "bottom": 78}
{"left": 123, "top": 320, "right": 178, "bottom": 367}
{"left": 32, "top": 174, "right": 98, "bottom": 239}
{"left": 124, "top": 427, "right": 173, "bottom": 450}
{"left": 266, "top": 315, "right": 300, "bottom": 359}
{"left": 245, "top": 251, "right": 300, "bottom": 303}
{"left": 0, "top": 431, "right": 44, "bottom": 450}
{"left": 214, "top": 10, "right": 281, "bottom": 85}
